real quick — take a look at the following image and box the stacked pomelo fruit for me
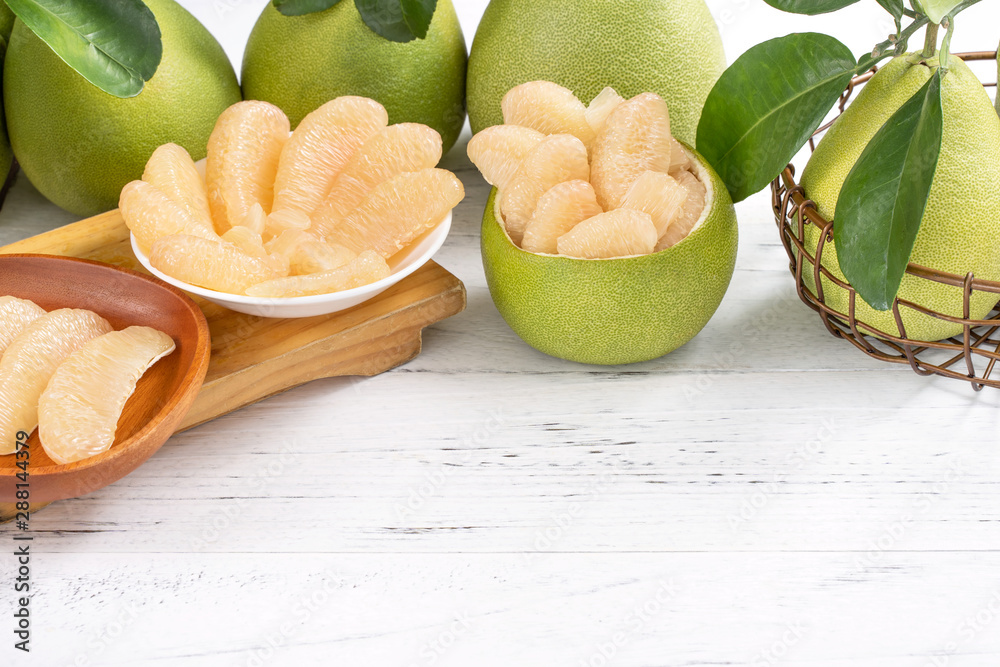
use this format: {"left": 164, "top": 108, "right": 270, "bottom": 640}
{"left": 0, "top": 296, "right": 175, "bottom": 465}
{"left": 121, "top": 97, "right": 465, "bottom": 298}
{"left": 473, "top": 81, "right": 738, "bottom": 366}
{"left": 468, "top": 82, "right": 707, "bottom": 258}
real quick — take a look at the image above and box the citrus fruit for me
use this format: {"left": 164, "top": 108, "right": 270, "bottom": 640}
{"left": 142, "top": 143, "right": 213, "bottom": 228}
{"left": 585, "top": 87, "right": 626, "bottom": 136}
{"left": 499, "top": 134, "right": 590, "bottom": 244}
{"left": 0, "top": 296, "right": 45, "bottom": 355}
{"left": 0, "top": 309, "right": 112, "bottom": 454}
{"left": 800, "top": 54, "right": 1000, "bottom": 342}
{"left": 656, "top": 170, "right": 707, "bottom": 251}
{"left": 265, "top": 208, "right": 312, "bottom": 240}
{"left": 265, "top": 229, "right": 311, "bottom": 264}
{"left": 271, "top": 97, "right": 388, "bottom": 218}
{"left": 239, "top": 203, "right": 268, "bottom": 235}
{"left": 326, "top": 168, "right": 465, "bottom": 257}
{"left": 621, "top": 170, "right": 689, "bottom": 240}
{"left": 121, "top": 180, "right": 218, "bottom": 252}
{"left": 0, "top": 24, "right": 13, "bottom": 188}
{"left": 246, "top": 251, "right": 390, "bottom": 298}
{"left": 0, "top": 4, "right": 13, "bottom": 41}
{"left": 466, "top": 124, "right": 545, "bottom": 191}
{"left": 241, "top": 0, "right": 467, "bottom": 154}
{"left": 38, "top": 326, "right": 175, "bottom": 465}
{"left": 206, "top": 100, "right": 290, "bottom": 233}
{"left": 466, "top": 0, "right": 725, "bottom": 147}
{"left": 150, "top": 234, "right": 280, "bottom": 294}
{"left": 481, "top": 147, "right": 738, "bottom": 365}
{"left": 4, "top": 0, "right": 241, "bottom": 216}
{"left": 591, "top": 93, "right": 673, "bottom": 210}
{"left": 556, "top": 209, "right": 658, "bottom": 259}
{"left": 309, "top": 123, "right": 443, "bottom": 238}
{"left": 222, "top": 225, "right": 267, "bottom": 258}
{"left": 521, "top": 180, "right": 603, "bottom": 254}
{"left": 290, "top": 240, "right": 357, "bottom": 275}
{"left": 501, "top": 81, "right": 595, "bottom": 148}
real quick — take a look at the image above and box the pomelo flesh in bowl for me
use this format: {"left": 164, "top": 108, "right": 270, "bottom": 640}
{"left": 481, "top": 146, "right": 737, "bottom": 366}
{"left": 800, "top": 54, "right": 1000, "bottom": 342}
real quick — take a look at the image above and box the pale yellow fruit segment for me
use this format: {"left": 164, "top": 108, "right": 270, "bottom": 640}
{"left": 0, "top": 296, "right": 46, "bottom": 356}
{"left": 500, "top": 134, "right": 590, "bottom": 244}
{"left": 0, "top": 309, "right": 112, "bottom": 454}
{"left": 310, "top": 123, "right": 443, "bottom": 238}
{"left": 656, "top": 170, "right": 707, "bottom": 251}
{"left": 238, "top": 203, "right": 268, "bottom": 236}
{"left": 327, "top": 168, "right": 465, "bottom": 257}
{"left": 265, "top": 208, "right": 311, "bottom": 241}
{"left": 142, "top": 143, "right": 213, "bottom": 229}
{"left": 246, "top": 251, "right": 390, "bottom": 298}
{"left": 591, "top": 92, "right": 673, "bottom": 209}
{"left": 272, "top": 96, "right": 389, "bottom": 218}
{"left": 206, "top": 100, "right": 290, "bottom": 233}
{"left": 291, "top": 241, "right": 357, "bottom": 275}
{"left": 150, "top": 234, "right": 281, "bottom": 294}
{"left": 670, "top": 138, "right": 693, "bottom": 173}
{"left": 222, "top": 225, "right": 267, "bottom": 258}
{"left": 621, "top": 170, "right": 689, "bottom": 240}
{"left": 121, "top": 180, "right": 218, "bottom": 252}
{"left": 585, "top": 87, "right": 626, "bottom": 136}
{"left": 466, "top": 124, "right": 545, "bottom": 191}
{"left": 38, "top": 327, "right": 176, "bottom": 465}
{"left": 502, "top": 81, "right": 595, "bottom": 148}
{"left": 557, "top": 209, "right": 658, "bottom": 259}
{"left": 521, "top": 180, "right": 603, "bottom": 255}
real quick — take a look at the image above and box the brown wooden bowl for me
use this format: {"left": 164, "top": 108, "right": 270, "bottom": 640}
{"left": 0, "top": 254, "right": 210, "bottom": 502}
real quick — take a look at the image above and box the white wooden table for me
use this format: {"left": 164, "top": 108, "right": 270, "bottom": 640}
{"left": 3, "top": 2, "right": 1000, "bottom": 665}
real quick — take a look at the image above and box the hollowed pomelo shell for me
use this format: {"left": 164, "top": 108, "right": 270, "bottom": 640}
{"left": 481, "top": 146, "right": 738, "bottom": 365}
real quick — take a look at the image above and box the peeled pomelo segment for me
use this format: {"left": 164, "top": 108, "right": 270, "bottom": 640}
{"left": 621, "top": 170, "right": 689, "bottom": 239}
{"left": 121, "top": 180, "right": 218, "bottom": 251}
{"left": 499, "top": 134, "right": 590, "bottom": 245}
{"left": 502, "top": 81, "right": 595, "bottom": 148}
{"left": 150, "top": 234, "right": 281, "bottom": 294}
{"left": 0, "top": 308, "right": 112, "bottom": 454}
{"left": 656, "top": 170, "right": 707, "bottom": 251}
{"left": 265, "top": 208, "right": 311, "bottom": 241}
{"left": 222, "top": 225, "right": 267, "bottom": 257}
{"left": 238, "top": 203, "right": 267, "bottom": 236}
{"left": 590, "top": 92, "right": 673, "bottom": 209}
{"left": 142, "top": 143, "right": 213, "bottom": 228}
{"left": 291, "top": 240, "right": 357, "bottom": 275}
{"left": 265, "top": 228, "right": 312, "bottom": 266}
{"left": 206, "top": 100, "right": 290, "bottom": 233}
{"left": 272, "top": 96, "right": 389, "bottom": 218}
{"left": 310, "top": 123, "right": 443, "bottom": 238}
{"left": 670, "top": 138, "right": 693, "bottom": 174}
{"left": 246, "top": 250, "right": 390, "bottom": 298}
{"left": 38, "top": 327, "right": 176, "bottom": 465}
{"left": 327, "top": 168, "right": 464, "bottom": 257}
{"left": 467, "top": 124, "right": 545, "bottom": 191}
{"left": 521, "top": 180, "right": 603, "bottom": 255}
{"left": 585, "top": 87, "right": 626, "bottom": 136}
{"left": 0, "top": 296, "right": 46, "bottom": 356}
{"left": 557, "top": 209, "right": 658, "bottom": 259}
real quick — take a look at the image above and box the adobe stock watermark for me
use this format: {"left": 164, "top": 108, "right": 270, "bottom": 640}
{"left": 751, "top": 622, "right": 807, "bottom": 667}
{"left": 70, "top": 601, "right": 142, "bottom": 667}
{"left": 728, "top": 417, "right": 837, "bottom": 532}
{"left": 578, "top": 579, "right": 679, "bottom": 667}
{"left": 925, "top": 589, "right": 1000, "bottom": 667}
{"left": 405, "top": 612, "right": 474, "bottom": 667}
{"left": 394, "top": 408, "right": 506, "bottom": 522}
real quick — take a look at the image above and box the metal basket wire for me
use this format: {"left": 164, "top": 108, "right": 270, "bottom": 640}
{"left": 773, "top": 51, "right": 1000, "bottom": 391}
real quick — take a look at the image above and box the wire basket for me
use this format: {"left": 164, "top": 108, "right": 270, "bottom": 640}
{"left": 773, "top": 51, "right": 1000, "bottom": 391}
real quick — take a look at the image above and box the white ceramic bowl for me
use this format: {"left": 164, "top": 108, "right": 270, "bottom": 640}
{"left": 131, "top": 213, "right": 452, "bottom": 318}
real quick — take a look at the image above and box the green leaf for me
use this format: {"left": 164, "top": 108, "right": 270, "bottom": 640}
{"left": 696, "top": 33, "right": 856, "bottom": 203}
{"left": 762, "top": 0, "right": 860, "bottom": 14}
{"left": 875, "top": 0, "right": 904, "bottom": 32}
{"left": 5, "top": 0, "right": 161, "bottom": 98}
{"left": 915, "top": 0, "right": 963, "bottom": 22}
{"left": 354, "top": 0, "right": 436, "bottom": 42}
{"left": 273, "top": 0, "right": 343, "bottom": 17}
{"left": 834, "top": 70, "right": 944, "bottom": 311}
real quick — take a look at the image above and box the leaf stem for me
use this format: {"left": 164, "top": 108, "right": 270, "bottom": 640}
{"left": 922, "top": 22, "right": 939, "bottom": 58}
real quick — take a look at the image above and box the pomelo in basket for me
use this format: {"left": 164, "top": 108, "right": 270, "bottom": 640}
{"left": 800, "top": 54, "right": 1000, "bottom": 342}
{"left": 467, "top": 0, "right": 726, "bottom": 147}
{"left": 3, "top": 0, "right": 241, "bottom": 216}
{"left": 481, "top": 146, "right": 737, "bottom": 365}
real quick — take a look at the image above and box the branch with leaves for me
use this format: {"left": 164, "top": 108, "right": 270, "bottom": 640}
{"left": 697, "top": 0, "right": 985, "bottom": 311}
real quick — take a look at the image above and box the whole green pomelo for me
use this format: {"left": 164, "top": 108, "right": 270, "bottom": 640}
{"left": 241, "top": 0, "right": 467, "bottom": 155}
{"left": 3, "top": 0, "right": 241, "bottom": 217}
{"left": 467, "top": 0, "right": 725, "bottom": 147}
{"left": 800, "top": 54, "right": 1000, "bottom": 342}
{"left": 482, "top": 147, "right": 737, "bottom": 365}
{"left": 0, "top": 4, "right": 14, "bottom": 41}
{"left": 0, "top": 27, "right": 13, "bottom": 189}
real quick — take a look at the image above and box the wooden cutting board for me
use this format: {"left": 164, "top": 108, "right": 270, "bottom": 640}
{"left": 0, "top": 209, "right": 467, "bottom": 432}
